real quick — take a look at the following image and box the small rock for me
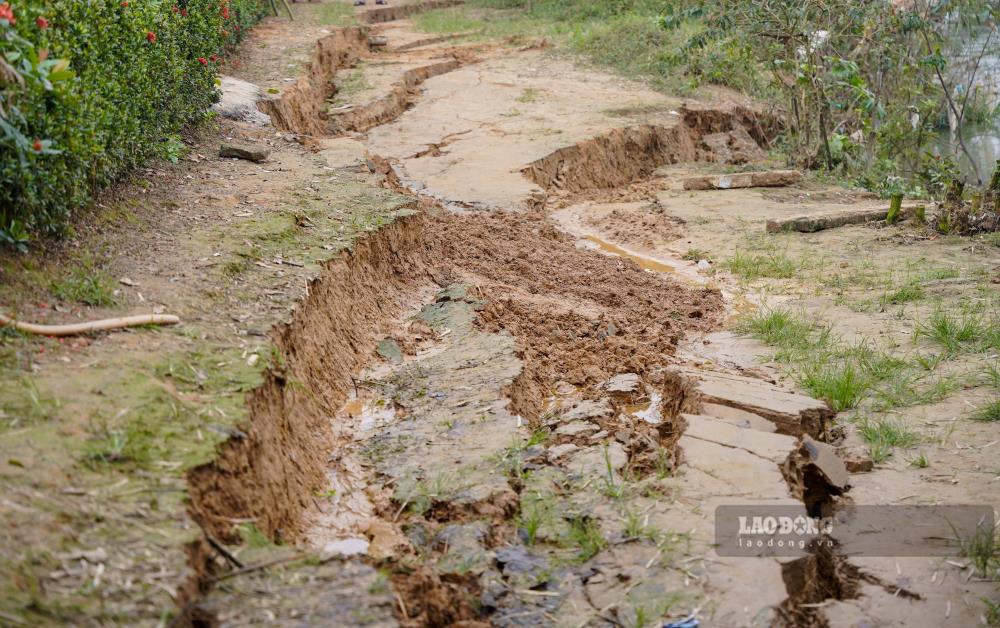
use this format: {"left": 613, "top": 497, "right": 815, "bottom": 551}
{"left": 843, "top": 454, "right": 874, "bottom": 474}
{"left": 495, "top": 546, "right": 546, "bottom": 575}
{"left": 555, "top": 421, "right": 598, "bottom": 438}
{"left": 605, "top": 373, "right": 641, "bottom": 394}
{"left": 376, "top": 339, "right": 403, "bottom": 363}
{"left": 548, "top": 443, "right": 579, "bottom": 460}
{"left": 563, "top": 398, "right": 613, "bottom": 422}
{"left": 696, "top": 259, "right": 711, "bottom": 270}
{"left": 118, "top": 277, "right": 137, "bottom": 287}
{"left": 322, "top": 537, "right": 369, "bottom": 557}
{"left": 219, "top": 143, "right": 270, "bottom": 163}
{"left": 588, "top": 430, "right": 609, "bottom": 443}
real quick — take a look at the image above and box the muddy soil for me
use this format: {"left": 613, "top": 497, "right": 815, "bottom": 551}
{"left": 1, "top": 2, "right": 998, "bottom": 627}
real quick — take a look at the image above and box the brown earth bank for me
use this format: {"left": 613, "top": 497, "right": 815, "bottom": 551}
{"left": 2, "top": 2, "right": 999, "bottom": 627}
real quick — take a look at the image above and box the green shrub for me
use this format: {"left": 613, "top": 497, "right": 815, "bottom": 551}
{"left": 0, "top": 0, "right": 267, "bottom": 245}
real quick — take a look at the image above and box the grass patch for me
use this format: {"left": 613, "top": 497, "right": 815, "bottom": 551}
{"left": 882, "top": 284, "right": 925, "bottom": 305}
{"left": 798, "top": 363, "right": 871, "bottom": 412}
{"left": 855, "top": 415, "right": 920, "bottom": 463}
{"left": 681, "top": 248, "right": 711, "bottom": 262}
{"left": 736, "top": 308, "right": 829, "bottom": 363}
{"left": 985, "top": 597, "right": 1000, "bottom": 627}
{"left": 565, "top": 516, "right": 607, "bottom": 563}
{"left": 722, "top": 248, "right": 798, "bottom": 280}
{"left": 915, "top": 310, "right": 987, "bottom": 354}
{"left": 873, "top": 373, "right": 960, "bottom": 411}
{"left": 0, "top": 376, "right": 59, "bottom": 429}
{"left": 972, "top": 399, "right": 1000, "bottom": 422}
{"left": 80, "top": 346, "right": 268, "bottom": 472}
{"left": 50, "top": 262, "right": 118, "bottom": 307}
{"left": 296, "top": 2, "right": 357, "bottom": 26}
{"left": 517, "top": 87, "right": 540, "bottom": 103}
{"left": 960, "top": 524, "right": 1000, "bottom": 580}
{"left": 412, "top": 6, "right": 487, "bottom": 34}
{"left": 987, "top": 362, "right": 1000, "bottom": 389}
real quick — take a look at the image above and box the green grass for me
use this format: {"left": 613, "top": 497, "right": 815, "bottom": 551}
{"left": 915, "top": 310, "right": 987, "bottom": 354}
{"left": 412, "top": 1, "right": 730, "bottom": 95}
{"left": 517, "top": 87, "right": 540, "bottom": 103}
{"left": 0, "top": 376, "right": 59, "bottom": 429}
{"left": 681, "top": 247, "right": 711, "bottom": 261}
{"left": 972, "top": 399, "right": 1000, "bottom": 422}
{"left": 960, "top": 524, "right": 1000, "bottom": 579}
{"left": 303, "top": 1, "right": 356, "bottom": 26}
{"left": 882, "top": 284, "right": 925, "bottom": 305}
{"left": 723, "top": 249, "right": 799, "bottom": 280}
{"left": 855, "top": 415, "right": 920, "bottom": 463}
{"left": 565, "top": 516, "right": 607, "bottom": 563}
{"left": 987, "top": 362, "right": 1000, "bottom": 388}
{"left": 50, "top": 263, "right": 118, "bottom": 307}
{"left": 799, "top": 363, "right": 871, "bottom": 412}
{"left": 236, "top": 522, "right": 277, "bottom": 549}
{"left": 873, "top": 373, "right": 960, "bottom": 411}
{"left": 80, "top": 346, "right": 268, "bottom": 472}
{"left": 907, "top": 451, "right": 930, "bottom": 468}
{"left": 736, "top": 308, "right": 829, "bottom": 363}
{"left": 985, "top": 597, "right": 1000, "bottom": 627}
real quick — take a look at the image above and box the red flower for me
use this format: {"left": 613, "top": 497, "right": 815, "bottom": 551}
{"left": 146, "top": 31, "right": 156, "bottom": 43}
{"left": 197, "top": 57, "right": 207, "bottom": 65}
{"left": 0, "top": 3, "right": 16, "bottom": 24}
{"left": 220, "top": 29, "right": 228, "bottom": 38}
{"left": 32, "top": 139, "right": 43, "bottom": 152}
{"left": 172, "top": 5, "right": 179, "bottom": 13}
{"left": 209, "top": 54, "right": 218, "bottom": 62}
{"left": 121, "top": 1, "right": 129, "bottom": 6}
{"left": 221, "top": 5, "right": 229, "bottom": 19}
{"left": 180, "top": 8, "right": 188, "bottom": 16}
{"left": 36, "top": 16, "right": 49, "bottom": 29}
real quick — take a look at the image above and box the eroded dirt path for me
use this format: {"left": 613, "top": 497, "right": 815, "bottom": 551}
{"left": 3, "top": 3, "right": 998, "bottom": 627}
{"left": 188, "top": 6, "right": 1000, "bottom": 627}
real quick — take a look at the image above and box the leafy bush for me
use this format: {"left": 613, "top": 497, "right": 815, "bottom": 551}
{"left": 0, "top": 0, "right": 267, "bottom": 246}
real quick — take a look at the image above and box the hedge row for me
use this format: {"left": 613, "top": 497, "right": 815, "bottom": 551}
{"left": 0, "top": 0, "right": 268, "bottom": 247}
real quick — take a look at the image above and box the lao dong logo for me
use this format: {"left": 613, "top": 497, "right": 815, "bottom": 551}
{"left": 737, "top": 515, "right": 835, "bottom": 550}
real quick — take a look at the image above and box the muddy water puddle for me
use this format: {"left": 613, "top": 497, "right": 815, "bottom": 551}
{"left": 341, "top": 395, "right": 396, "bottom": 433}
{"left": 582, "top": 234, "right": 676, "bottom": 273}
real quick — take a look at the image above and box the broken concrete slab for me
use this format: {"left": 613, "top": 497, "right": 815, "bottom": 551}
{"left": 219, "top": 143, "right": 270, "bottom": 163}
{"left": 682, "top": 413, "right": 797, "bottom": 463}
{"left": 682, "top": 170, "right": 801, "bottom": 191}
{"left": 765, "top": 204, "right": 923, "bottom": 233}
{"left": 701, "top": 401, "right": 778, "bottom": 433}
{"left": 781, "top": 435, "right": 849, "bottom": 516}
{"left": 676, "top": 367, "right": 833, "bottom": 438}
{"left": 678, "top": 435, "right": 792, "bottom": 499}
